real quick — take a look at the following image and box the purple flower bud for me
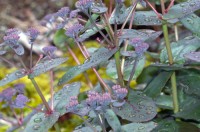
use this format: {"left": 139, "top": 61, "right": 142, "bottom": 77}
{"left": 65, "top": 23, "right": 83, "bottom": 38}
{"left": 27, "top": 27, "right": 39, "bottom": 42}
{"left": 86, "top": 91, "right": 101, "bottom": 109}
{"left": 75, "top": 0, "right": 94, "bottom": 9}
{"left": 56, "top": 7, "right": 70, "bottom": 18}
{"left": 40, "top": 13, "right": 56, "bottom": 26}
{"left": 14, "top": 94, "right": 29, "bottom": 108}
{"left": 99, "top": 93, "right": 111, "bottom": 106}
{"left": 66, "top": 96, "right": 79, "bottom": 112}
{"left": 112, "top": 85, "right": 128, "bottom": 100}
{"left": 3, "top": 34, "right": 20, "bottom": 44}
{"left": 5, "top": 28, "right": 20, "bottom": 35}
{"left": 42, "top": 46, "right": 57, "bottom": 58}
{"left": 0, "top": 88, "right": 16, "bottom": 102}
{"left": 70, "top": 9, "right": 80, "bottom": 18}
{"left": 135, "top": 43, "right": 149, "bottom": 57}
{"left": 14, "top": 83, "right": 25, "bottom": 94}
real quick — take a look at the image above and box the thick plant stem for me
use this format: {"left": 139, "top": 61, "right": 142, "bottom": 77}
{"left": 30, "top": 78, "right": 51, "bottom": 112}
{"left": 114, "top": 52, "right": 124, "bottom": 87}
{"left": 162, "top": 23, "right": 179, "bottom": 113}
{"left": 162, "top": 24, "right": 173, "bottom": 64}
{"left": 114, "top": 23, "right": 124, "bottom": 87}
{"left": 171, "top": 72, "right": 179, "bottom": 113}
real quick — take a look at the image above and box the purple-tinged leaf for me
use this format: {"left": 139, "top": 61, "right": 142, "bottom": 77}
{"left": 0, "top": 50, "right": 6, "bottom": 55}
{"left": 0, "top": 69, "right": 27, "bottom": 87}
{"left": 112, "top": 100, "right": 126, "bottom": 107}
{"left": 119, "top": 29, "right": 162, "bottom": 43}
{"left": 109, "top": 4, "right": 132, "bottom": 24}
{"left": 78, "top": 24, "right": 105, "bottom": 42}
{"left": 24, "top": 112, "right": 60, "bottom": 132}
{"left": 91, "top": 2, "right": 108, "bottom": 14}
{"left": 184, "top": 51, "right": 200, "bottom": 62}
{"left": 160, "top": 36, "right": 200, "bottom": 64}
{"left": 133, "top": 11, "right": 162, "bottom": 25}
{"left": 28, "top": 57, "right": 68, "bottom": 79}
{"left": 113, "top": 90, "right": 157, "bottom": 122}
{"left": 58, "top": 47, "right": 118, "bottom": 85}
{"left": 122, "top": 122, "right": 157, "bottom": 132}
{"left": 53, "top": 82, "right": 81, "bottom": 115}
{"left": 163, "top": 0, "right": 200, "bottom": 23}
{"left": 120, "top": 51, "right": 136, "bottom": 57}
{"left": 74, "top": 126, "right": 102, "bottom": 132}
{"left": 9, "top": 43, "right": 24, "bottom": 55}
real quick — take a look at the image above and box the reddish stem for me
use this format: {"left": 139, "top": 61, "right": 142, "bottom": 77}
{"left": 145, "top": 0, "right": 162, "bottom": 19}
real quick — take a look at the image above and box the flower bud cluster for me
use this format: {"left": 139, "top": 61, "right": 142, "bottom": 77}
{"left": 0, "top": 84, "right": 29, "bottom": 109}
{"left": 66, "top": 96, "right": 79, "bottom": 113}
{"left": 65, "top": 23, "right": 84, "bottom": 38}
{"left": 3, "top": 28, "right": 20, "bottom": 45}
{"left": 27, "top": 27, "right": 39, "bottom": 43}
{"left": 112, "top": 85, "right": 128, "bottom": 100}
{"left": 42, "top": 46, "right": 57, "bottom": 58}
{"left": 75, "top": 0, "right": 94, "bottom": 10}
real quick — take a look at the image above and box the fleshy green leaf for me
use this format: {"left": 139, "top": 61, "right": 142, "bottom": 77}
{"left": 155, "top": 95, "right": 173, "bottom": 110}
{"left": 106, "top": 57, "right": 145, "bottom": 81}
{"left": 28, "top": 57, "right": 68, "bottom": 79}
{"left": 177, "top": 69, "right": 200, "bottom": 97}
{"left": 119, "top": 29, "right": 162, "bottom": 42}
{"left": 180, "top": 14, "right": 200, "bottom": 38}
{"left": 174, "top": 97, "right": 200, "bottom": 121}
{"left": 163, "top": 0, "right": 200, "bottom": 23}
{"left": 121, "top": 122, "right": 157, "bottom": 132}
{"left": 105, "top": 109, "right": 121, "bottom": 132}
{"left": 144, "top": 71, "right": 173, "bottom": 98}
{"left": 160, "top": 36, "right": 200, "bottom": 64}
{"left": 113, "top": 90, "right": 157, "bottom": 122}
{"left": 0, "top": 69, "right": 27, "bottom": 87}
{"left": 152, "top": 119, "right": 199, "bottom": 132}
{"left": 58, "top": 47, "right": 118, "bottom": 85}
{"left": 24, "top": 112, "right": 60, "bottom": 132}
{"left": 53, "top": 82, "right": 81, "bottom": 115}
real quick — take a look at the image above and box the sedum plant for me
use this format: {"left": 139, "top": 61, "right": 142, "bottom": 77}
{"left": 0, "top": 0, "right": 200, "bottom": 131}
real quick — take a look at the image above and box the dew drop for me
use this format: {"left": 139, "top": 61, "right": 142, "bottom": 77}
{"left": 180, "top": 3, "right": 185, "bottom": 7}
{"left": 34, "top": 118, "right": 42, "bottom": 123}
{"left": 33, "top": 125, "right": 40, "bottom": 130}
{"left": 138, "top": 126, "right": 145, "bottom": 130}
{"left": 186, "top": 18, "right": 194, "bottom": 24}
